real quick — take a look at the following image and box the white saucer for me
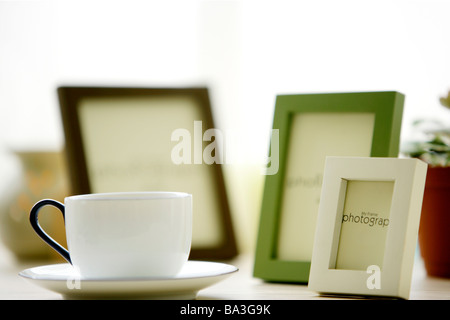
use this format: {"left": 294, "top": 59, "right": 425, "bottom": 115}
{"left": 19, "top": 261, "right": 238, "bottom": 300}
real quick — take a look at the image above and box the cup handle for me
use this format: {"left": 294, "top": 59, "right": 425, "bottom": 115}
{"left": 29, "top": 199, "right": 72, "bottom": 264}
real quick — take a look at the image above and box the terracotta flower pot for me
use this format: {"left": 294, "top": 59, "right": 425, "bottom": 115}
{"left": 418, "top": 166, "right": 450, "bottom": 278}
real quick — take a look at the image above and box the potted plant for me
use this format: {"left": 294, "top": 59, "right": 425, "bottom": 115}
{"left": 402, "top": 91, "right": 450, "bottom": 278}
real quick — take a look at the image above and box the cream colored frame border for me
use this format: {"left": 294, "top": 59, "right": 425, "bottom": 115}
{"left": 308, "top": 157, "right": 427, "bottom": 299}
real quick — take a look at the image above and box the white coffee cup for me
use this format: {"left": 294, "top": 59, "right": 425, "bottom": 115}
{"left": 29, "top": 192, "right": 192, "bottom": 279}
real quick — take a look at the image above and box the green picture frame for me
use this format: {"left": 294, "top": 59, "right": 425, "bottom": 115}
{"left": 253, "top": 91, "right": 405, "bottom": 283}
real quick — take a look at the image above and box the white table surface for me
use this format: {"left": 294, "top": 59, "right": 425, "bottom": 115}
{"left": 1, "top": 242, "right": 449, "bottom": 300}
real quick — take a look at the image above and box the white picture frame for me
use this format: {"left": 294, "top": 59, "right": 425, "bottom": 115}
{"left": 308, "top": 157, "right": 427, "bottom": 299}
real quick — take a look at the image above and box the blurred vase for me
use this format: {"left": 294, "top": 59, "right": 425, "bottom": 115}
{"left": 0, "top": 150, "right": 69, "bottom": 262}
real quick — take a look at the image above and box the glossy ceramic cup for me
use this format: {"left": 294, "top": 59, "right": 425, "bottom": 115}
{"left": 29, "top": 192, "right": 192, "bottom": 279}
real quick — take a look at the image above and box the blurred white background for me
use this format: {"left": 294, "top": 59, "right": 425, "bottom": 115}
{"left": 1, "top": 0, "right": 450, "bottom": 252}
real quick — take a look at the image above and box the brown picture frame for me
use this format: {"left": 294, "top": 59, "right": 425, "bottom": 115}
{"left": 57, "top": 86, "right": 237, "bottom": 260}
